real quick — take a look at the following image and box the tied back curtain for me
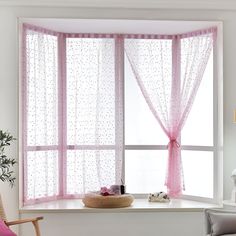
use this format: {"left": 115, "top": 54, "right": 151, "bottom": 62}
{"left": 125, "top": 28, "right": 216, "bottom": 196}
{"left": 23, "top": 24, "right": 123, "bottom": 204}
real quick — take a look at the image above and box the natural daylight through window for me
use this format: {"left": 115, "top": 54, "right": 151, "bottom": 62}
{"left": 21, "top": 21, "right": 219, "bottom": 205}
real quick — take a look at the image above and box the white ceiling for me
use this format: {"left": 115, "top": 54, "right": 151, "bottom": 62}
{"left": 1, "top": 0, "right": 236, "bottom": 10}
{"left": 21, "top": 18, "right": 220, "bottom": 35}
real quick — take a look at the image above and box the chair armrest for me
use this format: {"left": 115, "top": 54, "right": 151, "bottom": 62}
{"left": 5, "top": 216, "right": 43, "bottom": 226}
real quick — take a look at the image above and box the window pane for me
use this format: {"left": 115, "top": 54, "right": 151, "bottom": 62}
{"left": 26, "top": 31, "right": 58, "bottom": 146}
{"left": 67, "top": 150, "right": 116, "bottom": 194}
{"left": 26, "top": 151, "right": 59, "bottom": 200}
{"left": 66, "top": 38, "right": 115, "bottom": 145}
{"left": 125, "top": 150, "right": 167, "bottom": 193}
{"left": 182, "top": 150, "right": 213, "bottom": 198}
{"left": 181, "top": 52, "right": 213, "bottom": 146}
{"left": 125, "top": 54, "right": 168, "bottom": 145}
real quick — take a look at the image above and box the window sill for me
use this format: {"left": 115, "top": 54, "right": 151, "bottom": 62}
{"left": 19, "top": 198, "right": 222, "bottom": 213}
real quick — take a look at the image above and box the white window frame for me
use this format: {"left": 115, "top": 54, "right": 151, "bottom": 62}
{"left": 19, "top": 19, "right": 223, "bottom": 205}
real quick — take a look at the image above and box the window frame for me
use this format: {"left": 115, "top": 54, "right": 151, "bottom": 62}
{"left": 20, "top": 22, "right": 222, "bottom": 205}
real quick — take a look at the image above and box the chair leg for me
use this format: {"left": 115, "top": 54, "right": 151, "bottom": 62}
{"left": 32, "top": 220, "right": 41, "bottom": 236}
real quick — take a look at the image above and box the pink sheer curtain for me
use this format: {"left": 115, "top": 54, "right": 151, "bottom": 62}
{"left": 23, "top": 25, "right": 123, "bottom": 204}
{"left": 23, "top": 23, "right": 216, "bottom": 204}
{"left": 65, "top": 36, "right": 123, "bottom": 196}
{"left": 22, "top": 24, "right": 60, "bottom": 204}
{"left": 125, "top": 28, "right": 216, "bottom": 196}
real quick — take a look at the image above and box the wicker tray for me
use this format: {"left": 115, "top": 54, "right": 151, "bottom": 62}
{"left": 82, "top": 193, "right": 134, "bottom": 208}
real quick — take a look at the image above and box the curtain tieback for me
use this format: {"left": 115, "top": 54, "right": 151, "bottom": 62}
{"left": 168, "top": 139, "right": 180, "bottom": 148}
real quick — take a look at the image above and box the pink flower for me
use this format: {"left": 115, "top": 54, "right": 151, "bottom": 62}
{"left": 100, "top": 186, "right": 115, "bottom": 196}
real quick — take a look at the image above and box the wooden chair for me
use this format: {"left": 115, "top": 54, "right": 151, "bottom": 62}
{"left": 0, "top": 195, "right": 43, "bottom": 236}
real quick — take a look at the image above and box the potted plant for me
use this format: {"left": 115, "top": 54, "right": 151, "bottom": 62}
{"left": 0, "top": 130, "right": 16, "bottom": 187}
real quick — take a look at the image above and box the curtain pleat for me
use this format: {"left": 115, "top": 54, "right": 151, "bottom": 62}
{"left": 125, "top": 29, "right": 216, "bottom": 196}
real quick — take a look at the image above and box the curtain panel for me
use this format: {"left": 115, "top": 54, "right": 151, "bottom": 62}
{"left": 22, "top": 24, "right": 124, "bottom": 205}
{"left": 125, "top": 28, "right": 216, "bottom": 196}
{"left": 22, "top": 23, "right": 216, "bottom": 204}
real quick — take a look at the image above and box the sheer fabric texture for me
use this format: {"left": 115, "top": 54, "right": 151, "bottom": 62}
{"left": 23, "top": 26, "right": 59, "bottom": 203}
{"left": 125, "top": 29, "right": 216, "bottom": 196}
{"left": 22, "top": 23, "right": 216, "bottom": 204}
{"left": 66, "top": 37, "right": 123, "bottom": 195}
{"left": 23, "top": 25, "right": 123, "bottom": 204}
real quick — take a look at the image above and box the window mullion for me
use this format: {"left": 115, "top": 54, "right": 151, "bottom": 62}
{"left": 125, "top": 145, "right": 214, "bottom": 151}
{"left": 115, "top": 36, "right": 125, "bottom": 184}
{"left": 58, "top": 33, "right": 67, "bottom": 197}
{"left": 171, "top": 36, "right": 181, "bottom": 140}
{"left": 213, "top": 30, "right": 222, "bottom": 203}
{"left": 22, "top": 25, "right": 28, "bottom": 203}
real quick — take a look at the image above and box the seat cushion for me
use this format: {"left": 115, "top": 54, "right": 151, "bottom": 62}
{"left": 0, "top": 220, "right": 17, "bottom": 236}
{"left": 207, "top": 211, "right": 236, "bottom": 236}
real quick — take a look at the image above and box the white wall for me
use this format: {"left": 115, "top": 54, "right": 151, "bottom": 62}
{"left": 0, "top": 4, "right": 236, "bottom": 236}
{"left": 0, "top": 6, "right": 19, "bottom": 234}
{"left": 21, "top": 211, "right": 205, "bottom": 236}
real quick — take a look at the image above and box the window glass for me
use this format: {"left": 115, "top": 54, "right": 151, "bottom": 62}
{"left": 182, "top": 150, "right": 213, "bottom": 198}
{"left": 66, "top": 150, "right": 116, "bottom": 194}
{"left": 26, "top": 32, "right": 58, "bottom": 146}
{"left": 125, "top": 54, "right": 168, "bottom": 145}
{"left": 181, "top": 51, "right": 213, "bottom": 146}
{"left": 125, "top": 150, "right": 168, "bottom": 193}
{"left": 26, "top": 151, "right": 59, "bottom": 199}
{"left": 66, "top": 38, "right": 115, "bottom": 145}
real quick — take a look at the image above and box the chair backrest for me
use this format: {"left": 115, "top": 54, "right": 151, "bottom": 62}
{"left": 0, "top": 194, "right": 7, "bottom": 221}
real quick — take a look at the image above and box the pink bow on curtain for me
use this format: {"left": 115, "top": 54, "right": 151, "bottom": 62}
{"left": 125, "top": 28, "right": 216, "bottom": 197}
{"left": 166, "top": 137, "right": 183, "bottom": 196}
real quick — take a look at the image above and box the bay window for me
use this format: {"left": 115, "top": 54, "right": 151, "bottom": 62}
{"left": 21, "top": 22, "right": 219, "bottom": 205}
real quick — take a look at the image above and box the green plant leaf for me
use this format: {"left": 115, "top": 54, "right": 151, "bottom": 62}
{"left": 0, "top": 130, "right": 16, "bottom": 187}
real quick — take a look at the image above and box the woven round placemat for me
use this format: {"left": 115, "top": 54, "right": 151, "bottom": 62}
{"left": 82, "top": 193, "right": 134, "bottom": 208}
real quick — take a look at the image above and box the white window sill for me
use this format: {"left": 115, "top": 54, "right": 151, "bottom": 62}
{"left": 19, "top": 198, "right": 222, "bottom": 213}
